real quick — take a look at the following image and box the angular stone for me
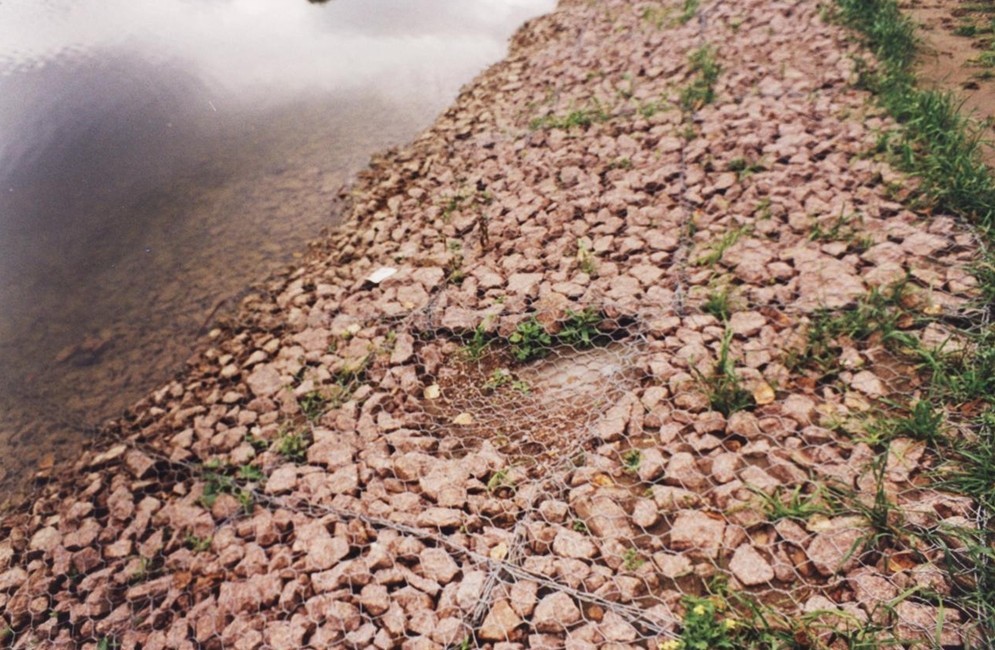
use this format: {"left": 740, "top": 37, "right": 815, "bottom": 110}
{"left": 631, "top": 498, "right": 658, "bottom": 528}
{"left": 796, "top": 258, "right": 865, "bottom": 309}
{"left": 895, "top": 601, "right": 962, "bottom": 646}
{"left": 390, "top": 333, "right": 415, "bottom": 365}
{"left": 726, "top": 411, "right": 762, "bottom": 438}
{"left": 636, "top": 447, "right": 666, "bottom": 482}
{"left": 419, "top": 462, "right": 470, "bottom": 508}
{"left": 664, "top": 452, "right": 708, "bottom": 490}
{"left": 358, "top": 584, "right": 390, "bottom": 616}
{"left": 533, "top": 592, "right": 581, "bottom": 633}
{"left": 107, "top": 487, "right": 135, "bottom": 521}
{"left": 506, "top": 273, "right": 543, "bottom": 297}
{"left": 902, "top": 232, "right": 948, "bottom": 257}
{"left": 650, "top": 486, "right": 702, "bottom": 512}
{"left": 668, "top": 510, "right": 725, "bottom": 558}
{"left": 552, "top": 528, "right": 597, "bottom": 559}
{"left": 307, "top": 537, "right": 349, "bottom": 571}
{"left": 599, "top": 611, "right": 638, "bottom": 642}
{"left": 850, "top": 371, "right": 885, "bottom": 398}
{"left": 418, "top": 548, "right": 459, "bottom": 584}
{"left": 247, "top": 364, "right": 284, "bottom": 397}
{"left": 728, "top": 311, "right": 766, "bottom": 337}
{"left": 710, "top": 453, "right": 740, "bottom": 483}
{"left": 729, "top": 545, "right": 774, "bottom": 586}
{"left": 510, "top": 580, "right": 538, "bottom": 617}
{"left": 653, "top": 552, "right": 692, "bottom": 579}
{"left": 693, "top": 411, "right": 726, "bottom": 434}
{"left": 807, "top": 520, "right": 867, "bottom": 576}
{"left": 29, "top": 527, "right": 61, "bottom": 553}
{"left": 773, "top": 519, "right": 809, "bottom": 546}
{"left": 265, "top": 465, "right": 298, "bottom": 495}
{"left": 417, "top": 508, "right": 463, "bottom": 529}
{"left": 740, "top": 465, "right": 780, "bottom": 494}
{"left": 782, "top": 394, "right": 815, "bottom": 425}
{"left": 479, "top": 600, "right": 521, "bottom": 641}
{"left": 0, "top": 567, "right": 27, "bottom": 591}
{"left": 572, "top": 494, "right": 634, "bottom": 539}
{"left": 326, "top": 465, "right": 359, "bottom": 494}
{"left": 848, "top": 568, "right": 898, "bottom": 605}
{"left": 124, "top": 450, "right": 156, "bottom": 479}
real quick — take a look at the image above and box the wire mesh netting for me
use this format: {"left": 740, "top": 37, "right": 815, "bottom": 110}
{"left": 2, "top": 0, "right": 993, "bottom": 647}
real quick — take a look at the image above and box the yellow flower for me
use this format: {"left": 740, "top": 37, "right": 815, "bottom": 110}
{"left": 724, "top": 618, "right": 738, "bottom": 630}
{"left": 693, "top": 604, "right": 707, "bottom": 616}
{"left": 658, "top": 641, "right": 682, "bottom": 650}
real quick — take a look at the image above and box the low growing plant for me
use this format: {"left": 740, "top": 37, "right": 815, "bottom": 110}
{"left": 680, "top": 45, "right": 720, "bottom": 111}
{"left": 509, "top": 317, "right": 552, "bottom": 362}
{"left": 558, "top": 308, "right": 603, "bottom": 348}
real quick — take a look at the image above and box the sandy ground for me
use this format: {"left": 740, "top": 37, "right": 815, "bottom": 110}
{"left": 904, "top": 0, "right": 995, "bottom": 163}
{"left": 0, "top": 0, "right": 989, "bottom": 647}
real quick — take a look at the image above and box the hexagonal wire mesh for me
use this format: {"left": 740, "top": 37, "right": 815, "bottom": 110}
{"left": 1, "top": 0, "right": 993, "bottom": 647}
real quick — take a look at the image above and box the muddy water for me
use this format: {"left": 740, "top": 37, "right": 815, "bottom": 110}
{"left": 0, "top": 0, "right": 554, "bottom": 493}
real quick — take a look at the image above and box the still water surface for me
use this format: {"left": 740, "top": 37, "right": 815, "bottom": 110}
{"left": 0, "top": 0, "right": 554, "bottom": 492}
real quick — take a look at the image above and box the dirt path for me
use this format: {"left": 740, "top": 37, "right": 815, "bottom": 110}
{"left": 904, "top": 0, "right": 995, "bottom": 163}
{"left": 0, "top": 0, "right": 988, "bottom": 648}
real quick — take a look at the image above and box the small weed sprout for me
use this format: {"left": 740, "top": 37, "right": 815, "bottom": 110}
{"left": 868, "top": 399, "right": 944, "bottom": 445}
{"left": 298, "top": 391, "right": 329, "bottom": 422}
{"left": 693, "top": 224, "right": 749, "bottom": 266}
{"left": 622, "top": 449, "right": 642, "bottom": 473}
{"left": 184, "top": 534, "right": 212, "bottom": 553}
{"left": 608, "top": 156, "right": 634, "bottom": 170}
{"left": 572, "top": 519, "right": 589, "bottom": 534}
{"left": 754, "top": 197, "right": 773, "bottom": 220}
{"left": 238, "top": 464, "right": 265, "bottom": 481}
{"left": 461, "top": 324, "right": 491, "bottom": 361}
{"left": 759, "top": 485, "right": 830, "bottom": 522}
{"left": 641, "top": 5, "right": 671, "bottom": 28}
{"left": 622, "top": 548, "right": 645, "bottom": 571}
{"left": 559, "top": 308, "right": 603, "bottom": 348}
{"left": 703, "top": 286, "right": 732, "bottom": 321}
{"left": 954, "top": 21, "right": 978, "bottom": 37}
{"left": 789, "top": 283, "right": 911, "bottom": 376}
{"left": 577, "top": 239, "right": 599, "bottom": 277}
{"left": 198, "top": 461, "right": 256, "bottom": 515}
{"left": 727, "top": 157, "right": 764, "bottom": 179}
{"left": 678, "top": 0, "right": 700, "bottom": 24}
{"left": 445, "top": 240, "right": 465, "bottom": 285}
{"left": 484, "top": 368, "right": 513, "bottom": 391}
{"left": 509, "top": 317, "right": 552, "bottom": 362}
{"left": 529, "top": 101, "right": 609, "bottom": 131}
{"left": 277, "top": 428, "right": 309, "bottom": 463}
{"left": 486, "top": 469, "right": 511, "bottom": 493}
{"left": 809, "top": 209, "right": 861, "bottom": 243}
{"left": 129, "top": 557, "right": 152, "bottom": 583}
{"left": 244, "top": 433, "right": 269, "bottom": 453}
{"left": 680, "top": 45, "right": 720, "bottom": 111}
{"left": 694, "top": 329, "right": 753, "bottom": 416}
{"left": 97, "top": 637, "right": 120, "bottom": 650}
{"left": 484, "top": 368, "right": 531, "bottom": 393}
{"left": 441, "top": 191, "right": 466, "bottom": 221}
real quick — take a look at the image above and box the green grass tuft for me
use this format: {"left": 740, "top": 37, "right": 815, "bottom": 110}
{"left": 694, "top": 329, "right": 753, "bottom": 417}
{"left": 680, "top": 45, "right": 721, "bottom": 111}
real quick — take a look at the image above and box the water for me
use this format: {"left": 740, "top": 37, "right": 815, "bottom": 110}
{"left": 0, "top": 0, "right": 554, "bottom": 492}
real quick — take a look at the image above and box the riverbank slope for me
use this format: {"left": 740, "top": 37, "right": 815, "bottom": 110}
{"left": 1, "top": 0, "right": 990, "bottom": 647}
